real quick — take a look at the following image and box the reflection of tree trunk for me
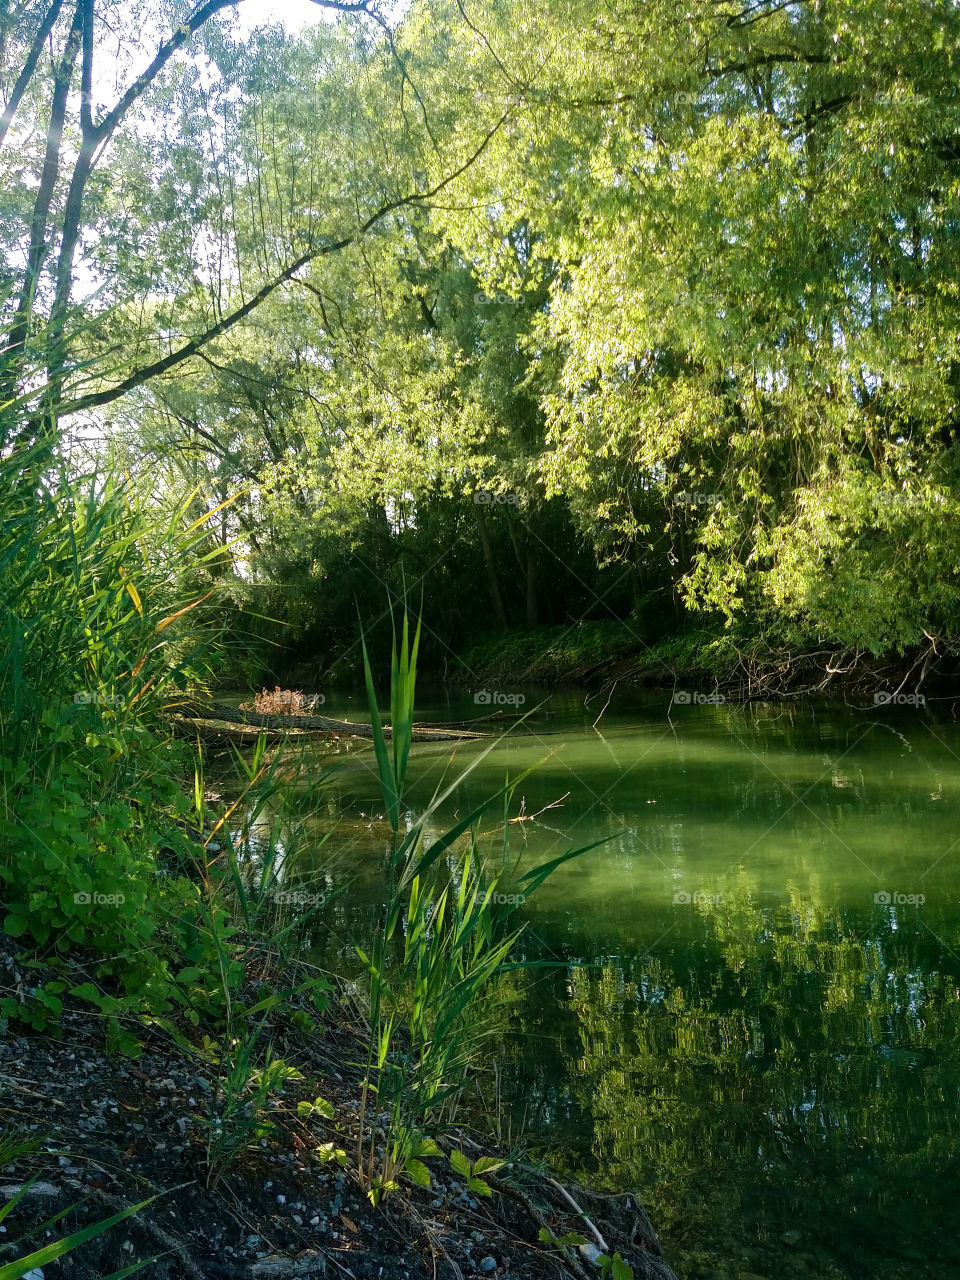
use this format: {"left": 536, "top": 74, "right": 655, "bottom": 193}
{"left": 474, "top": 504, "right": 508, "bottom": 627}
{"left": 526, "top": 544, "right": 538, "bottom": 629}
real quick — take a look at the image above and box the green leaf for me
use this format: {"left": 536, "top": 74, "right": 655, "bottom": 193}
{"left": 0, "top": 1177, "right": 40, "bottom": 1225}
{"left": 0, "top": 1196, "right": 156, "bottom": 1279}
{"left": 518, "top": 834, "right": 618, "bottom": 898}
{"left": 2, "top": 914, "right": 27, "bottom": 939}
{"left": 175, "top": 966, "right": 205, "bottom": 983}
{"left": 297, "top": 1096, "right": 334, "bottom": 1120}
{"left": 448, "top": 1148, "right": 471, "bottom": 1178}
{"left": 468, "top": 1177, "right": 492, "bottom": 1197}
{"left": 361, "top": 632, "right": 399, "bottom": 833}
{"left": 98, "top": 1258, "right": 164, "bottom": 1279}
{"left": 69, "top": 982, "right": 101, "bottom": 1004}
{"left": 406, "top": 1159, "right": 431, "bottom": 1188}
{"left": 472, "top": 1156, "right": 504, "bottom": 1175}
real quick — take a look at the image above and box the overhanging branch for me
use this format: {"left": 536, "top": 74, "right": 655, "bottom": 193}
{"left": 58, "top": 113, "right": 509, "bottom": 418}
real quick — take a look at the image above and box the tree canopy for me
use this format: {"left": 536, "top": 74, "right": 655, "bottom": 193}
{"left": 4, "top": 0, "right": 960, "bottom": 673}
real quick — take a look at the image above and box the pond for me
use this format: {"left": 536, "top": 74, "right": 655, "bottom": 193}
{"left": 260, "top": 688, "right": 960, "bottom": 1280}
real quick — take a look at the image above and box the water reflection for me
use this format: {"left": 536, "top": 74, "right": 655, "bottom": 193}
{"left": 496, "top": 894, "right": 960, "bottom": 1280}
{"left": 263, "top": 690, "right": 960, "bottom": 1280}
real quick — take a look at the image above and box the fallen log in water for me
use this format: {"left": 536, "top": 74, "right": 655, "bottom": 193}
{"left": 169, "top": 699, "right": 488, "bottom": 741}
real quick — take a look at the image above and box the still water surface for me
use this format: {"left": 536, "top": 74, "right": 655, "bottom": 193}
{"left": 268, "top": 689, "right": 960, "bottom": 1280}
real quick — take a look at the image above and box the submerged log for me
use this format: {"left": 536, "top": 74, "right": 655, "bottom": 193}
{"left": 170, "top": 699, "right": 487, "bottom": 741}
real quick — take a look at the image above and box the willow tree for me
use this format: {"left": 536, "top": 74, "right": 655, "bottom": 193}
{"left": 0, "top": 0, "right": 509, "bottom": 456}
{"left": 428, "top": 0, "right": 960, "bottom": 659}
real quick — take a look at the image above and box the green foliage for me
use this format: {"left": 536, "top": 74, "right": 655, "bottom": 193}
{"left": 537, "top": 1228, "right": 634, "bottom": 1280}
{"left": 458, "top": 622, "right": 643, "bottom": 683}
{"left": 0, "top": 432, "right": 342, "bottom": 1053}
{"left": 0, "top": 438, "right": 242, "bottom": 1027}
{"left": 435, "top": 0, "right": 960, "bottom": 653}
{"left": 6, "top": 0, "right": 960, "bottom": 687}
{"left": 0, "top": 1132, "right": 41, "bottom": 1168}
{"left": 356, "top": 608, "right": 607, "bottom": 1202}
{"left": 0, "top": 1178, "right": 158, "bottom": 1279}
{"left": 447, "top": 1149, "right": 504, "bottom": 1198}
{"left": 204, "top": 1025, "right": 301, "bottom": 1189}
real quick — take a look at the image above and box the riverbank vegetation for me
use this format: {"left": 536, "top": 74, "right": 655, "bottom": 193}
{"left": 2, "top": 0, "right": 960, "bottom": 1274}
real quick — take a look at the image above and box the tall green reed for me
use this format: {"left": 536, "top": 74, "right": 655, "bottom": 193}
{"left": 356, "top": 609, "right": 606, "bottom": 1202}
{"left": 0, "top": 435, "right": 247, "bottom": 1032}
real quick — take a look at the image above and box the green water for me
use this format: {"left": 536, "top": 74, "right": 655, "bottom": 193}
{"left": 276, "top": 690, "right": 960, "bottom": 1280}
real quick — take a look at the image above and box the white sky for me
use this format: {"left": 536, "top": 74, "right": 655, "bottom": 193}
{"left": 231, "top": 0, "right": 328, "bottom": 36}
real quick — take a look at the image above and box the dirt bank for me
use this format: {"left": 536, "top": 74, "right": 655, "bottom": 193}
{"left": 0, "top": 936, "right": 679, "bottom": 1280}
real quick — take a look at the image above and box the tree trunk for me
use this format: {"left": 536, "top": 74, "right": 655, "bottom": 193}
{"left": 525, "top": 543, "right": 538, "bottom": 629}
{"left": 474, "top": 502, "right": 509, "bottom": 626}
{"left": 2, "top": 0, "right": 83, "bottom": 397}
{"left": 172, "top": 699, "right": 487, "bottom": 741}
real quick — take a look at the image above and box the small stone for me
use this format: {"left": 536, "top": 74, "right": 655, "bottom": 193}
{"left": 292, "top": 1214, "right": 302, "bottom": 1226}
{"left": 579, "top": 1243, "right": 603, "bottom": 1264}
{"left": 276, "top": 1194, "right": 287, "bottom": 1205}
{"left": 309, "top": 1216, "right": 320, "bottom": 1226}
{"left": 479, "top": 1258, "right": 497, "bottom": 1273}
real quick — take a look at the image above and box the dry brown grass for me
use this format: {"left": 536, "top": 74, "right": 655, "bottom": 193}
{"left": 239, "top": 686, "right": 314, "bottom": 716}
